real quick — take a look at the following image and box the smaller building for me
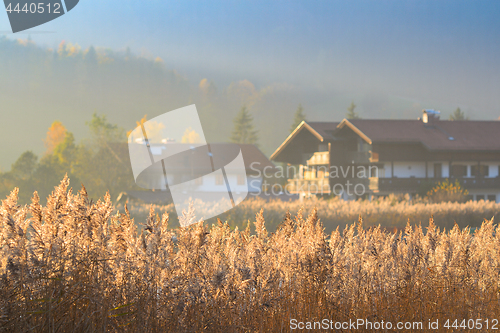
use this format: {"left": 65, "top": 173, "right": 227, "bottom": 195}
{"left": 127, "top": 143, "right": 274, "bottom": 203}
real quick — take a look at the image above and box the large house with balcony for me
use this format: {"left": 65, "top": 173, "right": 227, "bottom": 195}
{"left": 270, "top": 110, "right": 500, "bottom": 202}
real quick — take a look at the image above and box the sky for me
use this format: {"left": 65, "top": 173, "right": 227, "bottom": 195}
{"left": 1, "top": 0, "right": 500, "bottom": 119}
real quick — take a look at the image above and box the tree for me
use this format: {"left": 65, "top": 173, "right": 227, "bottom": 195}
{"left": 84, "top": 46, "right": 98, "bottom": 65}
{"left": 230, "top": 106, "right": 259, "bottom": 145}
{"left": 346, "top": 101, "right": 361, "bottom": 119}
{"left": 87, "top": 112, "right": 125, "bottom": 145}
{"left": 43, "top": 121, "right": 67, "bottom": 155}
{"left": 0, "top": 151, "right": 39, "bottom": 204}
{"left": 181, "top": 127, "right": 202, "bottom": 143}
{"left": 86, "top": 113, "right": 126, "bottom": 163}
{"left": 53, "top": 132, "right": 77, "bottom": 167}
{"left": 127, "top": 114, "right": 167, "bottom": 144}
{"left": 11, "top": 151, "right": 37, "bottom": 181}
{"left": 449, "top": 107, "right": 468, "bottom": 121}
{"left": 78, "top": 113, "right": 133, "bottom": 199}
{"left": 290, "top": 104, "right": 306, "bottom": 133}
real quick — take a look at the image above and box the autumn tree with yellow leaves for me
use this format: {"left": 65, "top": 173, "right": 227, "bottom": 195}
{"left": 43, "top": 121, "right": 67, "bottom": 155}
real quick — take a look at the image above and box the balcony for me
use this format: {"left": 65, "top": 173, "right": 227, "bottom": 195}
{"left": 286, "top": 179, "right": 331, "bottom": 194}
{"left": 306, "top": 151, "right": 329, "bottom": 166}
{"left": 371, "top": 177, "right": 500, "bottom": 193}
{"left": 345, "top": 151, "right": 379, "bottom": 164}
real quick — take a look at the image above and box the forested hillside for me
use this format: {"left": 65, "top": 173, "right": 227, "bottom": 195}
{"left": 0, "top": 37, "right": 309, "bottom": 170}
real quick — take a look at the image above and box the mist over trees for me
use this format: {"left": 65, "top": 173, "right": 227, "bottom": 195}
{"left": 0, "top": 37, "right": 494, "bottom": 200}
{"left": 0, "top": 114, "right": 136, "bottom": 204}
{"left": 0, "top": 37, "right": 307, "bottom": 171}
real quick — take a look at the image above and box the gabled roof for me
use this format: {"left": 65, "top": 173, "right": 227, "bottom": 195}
{"left": 236, "top": 143, "right": 276, "bottom": 169}
{"left": 147, "top": 143, "right": 275, "bottom": 170}
{"left": 270, "top": 121, "right": 339, "bottom": 160}
{"left": 271, "top": 118, "right": 500, "bottom": 162}
{"left": 306, "top": 122, "right": 339, "bottom": 141}
{"left": 344, "top": 119, "right": 500, "bottom": 151}
{"left": 122, "top": 142, "right": 274, "bottom": 171}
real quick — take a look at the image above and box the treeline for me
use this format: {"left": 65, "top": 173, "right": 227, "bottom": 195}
{"left": 0, "top": 37, "right": 305, "bottom": 170}
{"left": 0, "top": 114, "right": 136, "bottom": 204}
{"left": 0, "top": 37, "right": 187, "bottom": 102}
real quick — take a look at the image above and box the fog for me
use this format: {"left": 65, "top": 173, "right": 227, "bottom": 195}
{"left": 1, "top": 0, "right": 499, "bottom": 169}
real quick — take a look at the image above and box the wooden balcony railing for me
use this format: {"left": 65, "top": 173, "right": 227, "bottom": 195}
{"left": 372, "top": 177, "right": 500, "bottom": 193}
{"left": 286, "top": 179, "right": 331, "bottom": 194}
{"left": 306, "top": 151, "right": 329, "bottom": 166}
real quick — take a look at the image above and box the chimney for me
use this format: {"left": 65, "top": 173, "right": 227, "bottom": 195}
{"left": 422, "top": 109, "right": 440, "bottom": 124}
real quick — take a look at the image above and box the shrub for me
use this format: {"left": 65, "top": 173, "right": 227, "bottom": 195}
{"left": 426, "top": 178, "right": 469, "bottom": 203}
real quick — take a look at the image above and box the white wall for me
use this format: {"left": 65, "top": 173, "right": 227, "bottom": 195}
{"left": 163, "top": 173, "right": 261, "bottom": 193}
{"left": 442, "top": 163, "right": 450, "bottom": 177}
{"left": 392, "top": 162, "right": 426, "bottom": 178}
{"left": 247, "top": 176, "right": 262, "bottom": 192}
{"left": 426, "top": 162, "right": 450, "bottom": 178}
{"left": 487, "top": 163, "right": 500, "bottom": 178}
{"left": 467, "top": 190, "right": 500, "bottom": 203}
{"left": 227, "top": 175, "right": 261, "bottom": 194}
{"left": 380, "top": 161, "right": 500, "bottom": 179}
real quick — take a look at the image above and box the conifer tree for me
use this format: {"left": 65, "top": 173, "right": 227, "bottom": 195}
{"left": 230, "top": 106, "right": 259, "bottom": 145}
{"left": 290, "top": 104, "right": 306, "bottom": 132}
{"left": 449, "top": 107, "right": 468, "bottom": 121}
{"left": 346, "top": 101, "right": 361, "bottom": 119}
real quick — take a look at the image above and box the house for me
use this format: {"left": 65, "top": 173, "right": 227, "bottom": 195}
{"left": 270, "top": 110, "right": 500, "bottom": 202}
{"left": 126, "top": 143, "right": 275, "bottom": 204}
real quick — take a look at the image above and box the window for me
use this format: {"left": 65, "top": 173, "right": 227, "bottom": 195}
{"left": 237, "top": 174, "right": 246, "bottom": 185}
{"left": 215, "top": 174, "right": 224, "bottom": 185}
{"left": 194, "top": 176, "right": 203, "bottom": 186}
{"left": 450, "top": 165, "right": 467, "bottom": 177}
{"left": 434, "top": 163, "right": 442, "bottom": 178}
{"left": 487, "top": 195, "right": 497, "bottom": 202}
{"left": 471, "top": 165, "right": 489, "bottom": 177}
{"left": 476, "top": 194, "right": 485, "bottom": 201}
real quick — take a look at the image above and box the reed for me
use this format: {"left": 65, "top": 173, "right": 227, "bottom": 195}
{"left": 1, "top": 178, "right": 500, "bottom": 332}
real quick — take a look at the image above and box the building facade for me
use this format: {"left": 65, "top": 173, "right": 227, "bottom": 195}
{"left": 271, "top": 110, "right": 500, "bottom": 202}
{"left": 126, "top": 143, "right": 274, "bottom": 204}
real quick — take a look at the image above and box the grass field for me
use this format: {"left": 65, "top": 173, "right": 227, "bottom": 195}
{"left": 123, "top": 193, "right": 500, "bottom": 233}
{"left": 2, "top": 178, "right": 500, "bottom": 332}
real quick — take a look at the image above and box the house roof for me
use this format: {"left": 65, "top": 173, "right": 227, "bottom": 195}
{"left": 233, "top": 143, "right": 275, "bottom": 169}
{"left": 271, "top": 118, "right": 500, "bottom": 161}
{"left": 343, "top": 119, "right": 500, "bottom": 151}
{"left": 270, "top": 121, "right": 339, "bottom": 160}
{"left": 306, "top": 122, "right": 339, "bottom": 141}
{"left": 145, "top": 142, "right": 275, "bottom": 171}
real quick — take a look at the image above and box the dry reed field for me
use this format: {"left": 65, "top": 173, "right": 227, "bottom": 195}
{"left": 124, "top": 194, "right": 500, "bottom": 233}
{"left": 2, "top": 177, "right": 500, "bottom": 332}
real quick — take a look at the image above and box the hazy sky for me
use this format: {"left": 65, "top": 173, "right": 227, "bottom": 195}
{"left": 1, "top": 0, "right": 500, "bottom": 118}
